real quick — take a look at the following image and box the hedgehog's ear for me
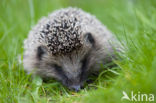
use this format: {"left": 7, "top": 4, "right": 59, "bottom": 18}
{"left": 84, "top": 32, "right": 95, "bottom": 46}
{"left": 37, "top": 45, "right": 47, "bottom": 60}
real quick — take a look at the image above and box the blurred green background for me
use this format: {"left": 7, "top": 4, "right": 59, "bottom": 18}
{"left": 0, "top": 0, "right": 156, "bottom": 103}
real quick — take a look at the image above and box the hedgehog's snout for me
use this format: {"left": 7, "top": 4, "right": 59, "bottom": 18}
{"left": 61, "top": 75, "right": 84, "bottom": 92}
{"left": 69, "top": 85, "right": 81, "bottom": 92}
{"left": 62, "top": 80, "right": 82, "bottom": 92}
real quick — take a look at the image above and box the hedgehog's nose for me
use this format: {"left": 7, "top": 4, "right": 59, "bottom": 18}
{"left": 71, "top": 85, "right": 81, "bottom": 92}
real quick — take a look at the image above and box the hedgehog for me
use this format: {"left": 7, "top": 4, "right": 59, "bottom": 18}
{"left": 23, "top": 7, "right": 121, "bottom": 91}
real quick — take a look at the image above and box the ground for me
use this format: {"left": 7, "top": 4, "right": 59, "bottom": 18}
{"left": 0, "top": 0, "right": 156, "bottom": 103}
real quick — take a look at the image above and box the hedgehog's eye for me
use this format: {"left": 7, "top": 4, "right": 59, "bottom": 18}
{"left": 80, "top": 54, "right": 89, "bottom": 81}
{"left": 84, "top": 32, "right": 95, "bottom": 46}
{"left": 53, "top": 64, "right": 62, "bottom": 71}
{"left": 37, "top": 46, "right": 47, "bottom": 60}
{"left": 52, "top": 64, "right": 64, "bottom": 76}
{"left": 53, "top": 64, "right": 67, "bottom": 79}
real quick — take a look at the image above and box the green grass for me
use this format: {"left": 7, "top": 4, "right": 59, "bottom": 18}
{"left": 0, "top": 0, "right": 156, "bottom": 103}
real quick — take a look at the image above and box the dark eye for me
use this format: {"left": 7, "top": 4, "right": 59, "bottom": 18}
{"left": 53, "top": 64, "right": 62, "bottom": 72}
{"left": 53, "top": 64, "right": 68, "bottom": 80}
{"left": 80, "top": 54, "right": 89, "bottom": 81}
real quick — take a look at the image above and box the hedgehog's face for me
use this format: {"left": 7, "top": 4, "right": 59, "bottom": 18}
{"left": 35, "top": 33, "right": 96, "bottom": 91}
